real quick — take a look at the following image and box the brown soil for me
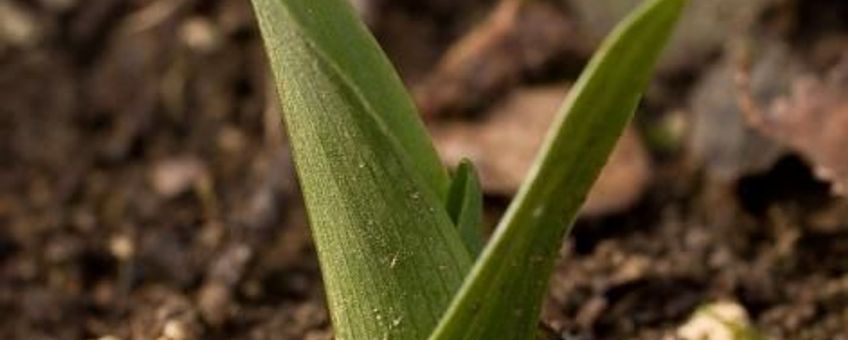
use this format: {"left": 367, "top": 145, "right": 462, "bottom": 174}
{"left": 1, "top": 0, "right": 847, "bottom": 339}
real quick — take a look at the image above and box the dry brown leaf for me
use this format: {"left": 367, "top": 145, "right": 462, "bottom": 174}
{"left": 414, "top": 0, "right": 579, "bottom": 117}
{"left": 689, "top": 42, "right": 790, "bottom": 182}
{"left": 432, "top": 85, "right": 651, "bottom": 216}
{"left": 741, "top": 49, "right": 848, "bottom": 195}
{"left": 570, "top": 0, "right": 776, "bottom": 72}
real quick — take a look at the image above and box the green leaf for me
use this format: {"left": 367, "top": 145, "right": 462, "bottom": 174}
{"left": 253, "top": 0, "right": 450, "bottom": 200}
{"left": 428, "top": 0, "right": 687, "bottom": 339}
{"left": 251, "top": 0, "right": 472, "bottom": 339}
{"left": 446, "top": 159, "right": 485, "bottom": 257}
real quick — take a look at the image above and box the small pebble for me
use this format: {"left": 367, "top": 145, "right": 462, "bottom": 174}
{"left": 678, "top": 301, "right": 760, "bottom": 340}
{"left": 109, "top": 234, "right": 135, "bottom": 260}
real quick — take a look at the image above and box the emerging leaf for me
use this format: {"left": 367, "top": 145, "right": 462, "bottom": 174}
{"left": 446, "top": 159, "right": 485, "bottom": 257}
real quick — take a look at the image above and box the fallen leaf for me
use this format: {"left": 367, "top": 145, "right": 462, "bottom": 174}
{"left": 570, "top": 0, "right": 776, "bottom": 72}
{"left": 432, "top": 85, "right": 651, "bottom": 216}
{"left": 741, "top": 47, "right": 848, "bottom": 195}
{"left": 414, "top": 0, "right": 579, "bottom": 117}
{"left": 689, "top": 41, "right": 790, "bottom": 182}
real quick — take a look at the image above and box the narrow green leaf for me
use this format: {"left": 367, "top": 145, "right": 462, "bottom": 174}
{"left": 428, "top": 0, "right": 687, "bottom": 339}
{"left": 446, "top": 159, "right": 485, "bottom": 257}
{"left": 251, "top": 0, "right": 472, "bottom": 339}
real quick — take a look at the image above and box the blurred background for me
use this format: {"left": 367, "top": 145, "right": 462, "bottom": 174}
{"left": 1, "top": 0, "right": 848, "bottom": 338}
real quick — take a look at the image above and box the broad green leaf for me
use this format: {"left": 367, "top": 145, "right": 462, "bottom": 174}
{"left": 251, "top": 0, "right": 472, "bottom": 339}
{"left": 253, "top": 0, "right": 450, "bottom": 200}
{"left": 428, "top": 0, "right": 687, "bottom": 339}
{"left": 446, "top": 160, "right": 485, "bottom": 257}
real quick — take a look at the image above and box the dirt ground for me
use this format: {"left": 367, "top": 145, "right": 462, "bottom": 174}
{"left": 2, "top": 0, "right": 848, "bottom": 339}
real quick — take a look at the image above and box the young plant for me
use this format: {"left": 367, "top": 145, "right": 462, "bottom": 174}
{"left": 251, "top": 0, "right": 686, "bottom": 338}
